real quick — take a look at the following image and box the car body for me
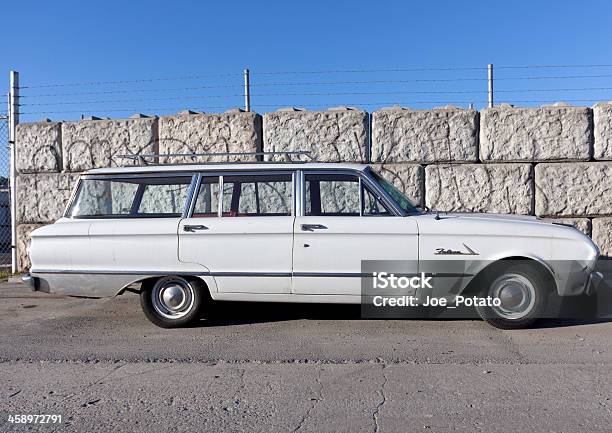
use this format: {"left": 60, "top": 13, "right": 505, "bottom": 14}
{"left": 23, "top": 162, "right": 603, "bottom": 328}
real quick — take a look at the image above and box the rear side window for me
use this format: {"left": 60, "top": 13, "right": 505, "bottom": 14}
{"left": 68, "top": 176, "right": 192, "bottom": 218}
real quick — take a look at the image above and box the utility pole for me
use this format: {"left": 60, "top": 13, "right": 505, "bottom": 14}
{"left": 243, "top": 68, "right": 251, "bottom": 112}
{"left": 9, "top": 71, "right": 19, "bottom": 274}
{"left": 487, "top": 64, "right": 494, "bottom": 108}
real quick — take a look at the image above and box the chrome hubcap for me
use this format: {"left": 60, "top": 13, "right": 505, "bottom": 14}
{"left": 161, "top": 285, "right": 187, "bottom": 311}
{"left": 490, "top": 273, "right": 536, "bottom": 320}
{"left": 151, "top": 277, "right": 195, "bottom": 320}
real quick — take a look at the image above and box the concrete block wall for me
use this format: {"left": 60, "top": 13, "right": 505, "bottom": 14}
{"left": 13, "top": 103, "right": 612, "bottom": 271}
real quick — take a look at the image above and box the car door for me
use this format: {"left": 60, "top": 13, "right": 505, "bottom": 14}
{"left": 292, "top": 170, "right": 419, "bottom": 296}
{"left": 178, "top": 171, "right": 295, "bottom": 294}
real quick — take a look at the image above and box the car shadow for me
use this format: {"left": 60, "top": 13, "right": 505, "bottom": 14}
{"left": 532, "top": 318, "right": 612, "bottom": 329}
{"left": 194, "top": 300, "right": 612, "bottom": 328}
{"left": 198, "top": 301, "right": 363, "bottom": 327}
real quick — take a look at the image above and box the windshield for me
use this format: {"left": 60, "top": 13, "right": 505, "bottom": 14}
{"left": 367, "top": 168, "right": 421, "bottom": 215}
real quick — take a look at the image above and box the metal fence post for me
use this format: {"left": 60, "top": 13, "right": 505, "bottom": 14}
{"left": 487, "top": 64, "right": 494, "bottom": 108}
{"left": 9, "top": 71, "right": 19, "bottom": 274}
{"left": 243, "top": 68, "right": 251, "bottom": 112}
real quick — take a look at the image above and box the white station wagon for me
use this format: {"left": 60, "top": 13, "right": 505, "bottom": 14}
{"left": 23, "top": 159, "right": 603, "bottom": 329}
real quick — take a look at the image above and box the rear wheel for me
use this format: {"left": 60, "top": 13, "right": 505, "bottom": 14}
{"left": 140, "top": 276, "right": 205, "bottom": 328}
{"left": 475, "top": 263, "right": 548, "bottom": 330}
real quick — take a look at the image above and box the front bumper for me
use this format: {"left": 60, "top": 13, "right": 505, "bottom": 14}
{"left": 585, "top": 271, "right": 604, "bottom": 296}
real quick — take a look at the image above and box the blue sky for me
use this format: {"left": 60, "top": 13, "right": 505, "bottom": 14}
{"left": 2, "top": 0, "right": 612, "bottom": 121}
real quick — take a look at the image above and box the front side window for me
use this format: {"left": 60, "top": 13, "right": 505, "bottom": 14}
{"left": 68, "top": 176, "right": 192, "bottom": 218}
{"left": 305, "top": 172, "right": 391, "bottom": 216}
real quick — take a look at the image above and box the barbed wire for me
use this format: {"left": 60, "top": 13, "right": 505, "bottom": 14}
{"left": 19, "top": 87, "right": 612, "bottom": 107}
{"left": 19, "top": 97, "right": 612, "bottom": 116}
{"left": 20, "top": 83, "right": 244, "bottom": 98}
{"left": 21, "top": 64, "right": 612, "bottom": 88}
{"left": 19, "top": 106, "right": 235, "bottom": 115}
{"left": 21, "top": 72, "right": 243, "bottom": 89}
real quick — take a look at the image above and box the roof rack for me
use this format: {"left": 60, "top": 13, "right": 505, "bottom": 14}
{"left": 117, "top": 150, "right": 313, "bottom": 166}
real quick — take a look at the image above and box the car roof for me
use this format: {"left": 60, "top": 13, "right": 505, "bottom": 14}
{"left": 84, "top": 162, "right": 370, "bottom": 175}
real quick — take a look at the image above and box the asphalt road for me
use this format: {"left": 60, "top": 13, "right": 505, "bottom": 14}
{"left": 0, "top": 281, "right": 610, "bottom": 433}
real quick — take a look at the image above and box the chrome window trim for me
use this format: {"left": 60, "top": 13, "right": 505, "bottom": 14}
{"left": 79, "top": 172, "right": 197, "bottom": 180}
{"left": 295, "top": 170, "right": 304, "bottom": 217}
{"left": 358, "top": 177, "right": 363, "bottom": 217}
{"left": 218, "top": 175, "right": 224, "bottom": 217}
{"left": 183, "top": 173, "right": 201, "bottom": 219}
{"left": 63, "top": 177, "right": 83, "bottom": 218}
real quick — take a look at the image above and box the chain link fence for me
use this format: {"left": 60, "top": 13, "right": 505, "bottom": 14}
{"left": 0, "top": 118, "right": 11, "bottom": 269}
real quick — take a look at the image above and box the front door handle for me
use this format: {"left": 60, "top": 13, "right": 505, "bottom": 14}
{"left": 301, "top": 223, "right": 327, "bottom": 232}
{"left": 183, "top": 224, "right": 209, "bottom": 232}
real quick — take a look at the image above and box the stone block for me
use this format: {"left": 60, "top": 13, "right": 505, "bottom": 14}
{"left": 16, "top": 173, "right": 79, "bottom": 223}
{"left": 371, "top": 107, "right": 478, "bottom": 163}
{"left": 480, "top": 104, "right": 591, "bottom": 161}
{"left": 263, "top": 109, "right": 368, "bottom": 162}
{"left": 17, "top": 224, "right": 44, "bottom": 272}
{"left": 15, "top": 122, "right": 62, "bottom": 173}
{"left": 426, "top": 163, "right": 534, "bottom": 214}
{"left": 159, "top": 112, "right": 262, "bottom": 162}
{"left": 62, "top": 117, "right": 158, "bottom": 171}
{"left": 592, "top": 218, "right": 612, "bottom": 257}
{"left": 370, "top": 163, "right": 424, "bottom": 207}
{"left": 535, "top": 162, "right": 612, "bottom": 217}
{"left": 593, "top": 103, "right": 612, "bottom": 160}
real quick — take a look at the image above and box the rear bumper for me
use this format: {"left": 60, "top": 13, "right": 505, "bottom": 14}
{"left": 21, "top": 274, "right": 39, "bottom": 292}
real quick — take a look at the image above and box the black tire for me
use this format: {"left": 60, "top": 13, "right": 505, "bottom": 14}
{"left": 475, "top": 263, "right": 549, "bottom": 330}
{"left": 140, "top": 276, "right": 206, "bottom": 328}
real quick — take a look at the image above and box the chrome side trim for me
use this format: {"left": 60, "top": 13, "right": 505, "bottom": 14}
{"left": 293, "top": 272, "right": 473, "bottom": 278}
{"left": 32, "top": 269, "right": 473, "bottom": 278}
{"left": 32, "top": 269, "right": 200, "bottom": 276}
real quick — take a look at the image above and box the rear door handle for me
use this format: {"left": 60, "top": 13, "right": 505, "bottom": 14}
{"left": 301, "top": 224, "right": 327, "bottom": 232}
{"left": 183, "top": 224, "right": 209, "bottom": 232}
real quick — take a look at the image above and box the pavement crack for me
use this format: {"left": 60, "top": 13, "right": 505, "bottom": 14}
{"left": 372, "top": 363, "right": 388, "bottom": 433}
{"left": 293, "top": 367, "right": 324, "bottom": 433}
{"left": 81, "top": 362, "right": 128, "bottom": 392}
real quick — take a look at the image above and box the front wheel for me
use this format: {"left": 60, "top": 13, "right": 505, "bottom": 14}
{"left": 475, "top": 263, "right": 548, "bottom": 330}
{"left": 140, "top": 276, "right": 205, "bottom": 328}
